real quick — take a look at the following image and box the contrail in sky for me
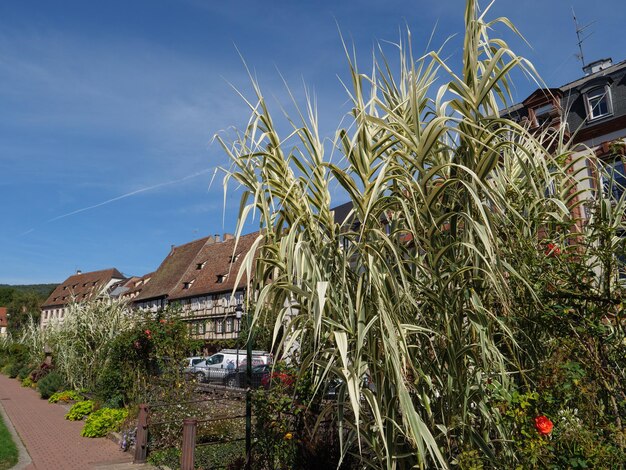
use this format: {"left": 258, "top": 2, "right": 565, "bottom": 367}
{"left": 21, "top": 167, "right": 219, "bottom": 235}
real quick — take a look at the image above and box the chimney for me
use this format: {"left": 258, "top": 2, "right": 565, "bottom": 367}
{"left": 76, "top": 269, "right": 82, "bottom": 275}
{"left": 215, "top": 233, "right": 221, "bottom": 243}
{"left": 583, "top": 58, "right": 613, "bottom": 75}
{"left": 223, "top": 233, "right": 234, "bottom": 241}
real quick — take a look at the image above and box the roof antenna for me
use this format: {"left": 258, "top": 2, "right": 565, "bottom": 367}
{"left": 572, "top": 8, "right": 594, "bottom": 69}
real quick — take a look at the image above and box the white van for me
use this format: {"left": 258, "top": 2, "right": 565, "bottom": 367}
{"left": 196, "top": 349, "right": 271, "bottom": 382}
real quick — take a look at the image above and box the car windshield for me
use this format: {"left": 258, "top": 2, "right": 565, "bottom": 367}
{"left": 206, "top": 354, "right": 223, "bottom": 365}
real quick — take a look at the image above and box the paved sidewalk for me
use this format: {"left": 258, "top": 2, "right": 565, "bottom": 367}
{"left": 0, "top": 374, "right": 145, "bottom": 470}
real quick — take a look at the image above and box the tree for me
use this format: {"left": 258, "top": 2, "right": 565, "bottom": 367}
{"left": 7, "top": 291, "right": 42, "bottom": 332}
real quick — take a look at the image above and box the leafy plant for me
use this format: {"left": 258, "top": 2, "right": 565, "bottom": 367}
{"left": 29, "top": 363, "right": 53, "bottom": 383}
{"left": 49, "top": 390, "right": 84, "bottom": 404}
{"left": 81, "top": 408, "right": 128, "bottom": 438}
{"left": 20, "top": 377, "right": 35, "bottom": 388}
{"left": 220, "top": 0, "right": 625, "bottom": 467}
{"left": 65, "top": 400, "right": 95, "bottom": 421}
{"left": 147, "top": 441, "right": 245, "bottom": 470}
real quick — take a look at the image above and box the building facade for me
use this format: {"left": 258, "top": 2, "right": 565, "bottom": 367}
{"left": 132, "top": 232, "right": 258, "bottom": 342}
{"left": 504, "top": 58, "right": 626, "bottom": 207}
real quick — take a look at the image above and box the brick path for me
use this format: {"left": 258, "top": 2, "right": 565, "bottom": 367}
{"left": 0, "top": 374, "right": 136, "bottom": 470}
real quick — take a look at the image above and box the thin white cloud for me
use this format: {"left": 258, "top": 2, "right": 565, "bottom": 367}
{"left": 21, "top": 167, "right": 220, "bottom": 235}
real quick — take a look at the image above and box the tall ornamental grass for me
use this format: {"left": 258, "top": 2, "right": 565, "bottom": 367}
{"left": 45, "top": 293, "right": 134, "bottom": 390}
{"left": 218, "top": 0, "right": 615, "bottom": 468}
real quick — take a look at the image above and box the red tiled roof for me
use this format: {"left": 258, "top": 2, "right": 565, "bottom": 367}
{"left": 121, "top": 272, "right": 155, "bottom": 299}
{"left": 0, "top": 307, "right": 7, "bottom": 327}
{"left": 168, "top": 232, "right": 259, "bottom": 301}
{"left": 41, "top": 268, "right": 125, "bottom": 308}
{"left": 133, "top": 237, "right": 211, "bottom": 302}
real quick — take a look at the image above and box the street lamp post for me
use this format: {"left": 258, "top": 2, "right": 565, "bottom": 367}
{"left": 235, "top": 304, "right": 252, "bottom": 470}
{"left": 235, "top": 307, "right": 243, "bottom": 376}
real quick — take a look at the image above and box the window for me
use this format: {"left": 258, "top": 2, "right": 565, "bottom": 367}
{"left": 586, "top": 87, "right": 612, "bottom": 120}
{"left": 216, "top": 320, "right": 224, "bottom": 333}
{"left": 216, "top": 274, "right": 227, "bottom": 283}
{"left": 207, "top": 354, "right": 223, "bottom": 365}
{"left": 601, "top": 158, "right": 626, "bottom": 201}
{"left": 196, "top": 262, "right": 205, "bottom": 270}
{"left": 226, "top": 318, "right": 233, "bottom": 333}
{"left": 228, "top": 253, "right": 240, "bottom": 263}
{"left": 183, "top": 279, "right": 195, "bottom": 290}
{"left": 532, "top": 103, "right": 553, "bottom": 126}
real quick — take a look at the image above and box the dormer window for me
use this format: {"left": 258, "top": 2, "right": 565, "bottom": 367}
{"left": 532, "top": 103, "right": 553, "bottom": 127}
{"left": 228, "top": 253, "right": 240, "bottom": 263}
{"left": 196, "top": 262, "right": 206, "bottom": 270}
{"left": 183, "top": 280, "right": 195, "bottom": 290}
{"left": 586, "top": 86, "right": 612, "bottom": 120}
{"left": 216, "top": 274, "right": 227, "bottom": 284}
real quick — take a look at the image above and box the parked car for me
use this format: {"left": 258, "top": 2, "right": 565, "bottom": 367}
{"left": 183, "top": 356, "right": 208, "bottom": 381}
{"left": 194, "top": 349, "right": 271, "bottom": 383}
{"left": 223, "top": 364, "right": 271, "bottom": 388}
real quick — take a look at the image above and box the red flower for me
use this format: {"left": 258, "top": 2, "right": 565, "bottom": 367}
{"left": 545, "top": 243, "right": 561, "bottom": 257}
{"left": 261, "top": 371, "right": 295, "bottom": 388}
{"left": 144, "top": 329, "right": 152, "bottom": 338}
{"left": 159, "top": 319, "right": 167, "bottom": 324}
{"left": 534, "top": 415, "right": 553, "bottom": 435}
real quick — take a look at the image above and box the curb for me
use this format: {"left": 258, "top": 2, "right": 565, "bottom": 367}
{"left": 0, "top": 397, "right": 33, "bottom": 470}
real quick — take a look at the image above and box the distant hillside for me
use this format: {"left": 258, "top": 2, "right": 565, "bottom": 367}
{"left": 0, "top": 284, "right": 57, "bottom": 300}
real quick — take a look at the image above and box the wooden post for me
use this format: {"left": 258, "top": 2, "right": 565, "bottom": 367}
{"left": 133, "top": 404, "right": 149, "bottom": 464}
{"left": 180, "top": 418, "right": 197, "bottom": 470}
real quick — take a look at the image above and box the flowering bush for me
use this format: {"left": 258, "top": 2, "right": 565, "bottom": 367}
{"left": 48, "top": 390, "right": 84, "bottom": 403}
{"left": 95, "top": 308, "right": 201, "bottom": 406}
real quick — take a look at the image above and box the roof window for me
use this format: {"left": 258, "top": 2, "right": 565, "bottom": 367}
{"left": 586, "top": 86, "right": 613, "bottom": 120}
{"left": 196, "top": 262, "right": 206, "bottom": 270}
{"left": 183, "top": 280, "right": 195, "bottom": 290}
{"left": 532, "top": 103, "right": 553, "bottom": 127}
{"left": 216, "top": 274, "right": 227, "bottom": 284}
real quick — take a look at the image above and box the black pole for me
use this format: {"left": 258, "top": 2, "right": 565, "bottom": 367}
{"left": 245, "top": 308, "right": 252, "bottom": 470}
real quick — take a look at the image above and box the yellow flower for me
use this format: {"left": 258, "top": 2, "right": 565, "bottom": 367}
{"left": 284, "top": 432, "right": 293, "bottom": 440}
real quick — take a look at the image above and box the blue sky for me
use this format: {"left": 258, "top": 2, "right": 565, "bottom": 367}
{"left": 1, "top": 0, "right": 625, "bottom": 284}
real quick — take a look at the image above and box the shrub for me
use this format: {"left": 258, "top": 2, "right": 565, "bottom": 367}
{"left": 7, "top": 361, "right": 26, "bottom": 379}
{"left": 147, "top": 441, "right": 245, "bottom": 470}
{"left": 1, "top": 363, "right": 12, "bottom": 376}
{"left": 49, "top": 390, "right": 84, "bottom": 404}
{"left": 29, "top": 363, "right": 53, "bottom": 383}
{"left": 37, "top": 371, "right": 64, "bottom": 399}
{"left": 65, "top": 400, "right": 95, "bottom": 421}
{"left": 81, "top": 408, "right": 128, "bottom": 438}
{"left": 17, "top": 364, "right": 34, "bottom": 381}
{"left": 21, "top": 377, "right": 34, "bottom": 388}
